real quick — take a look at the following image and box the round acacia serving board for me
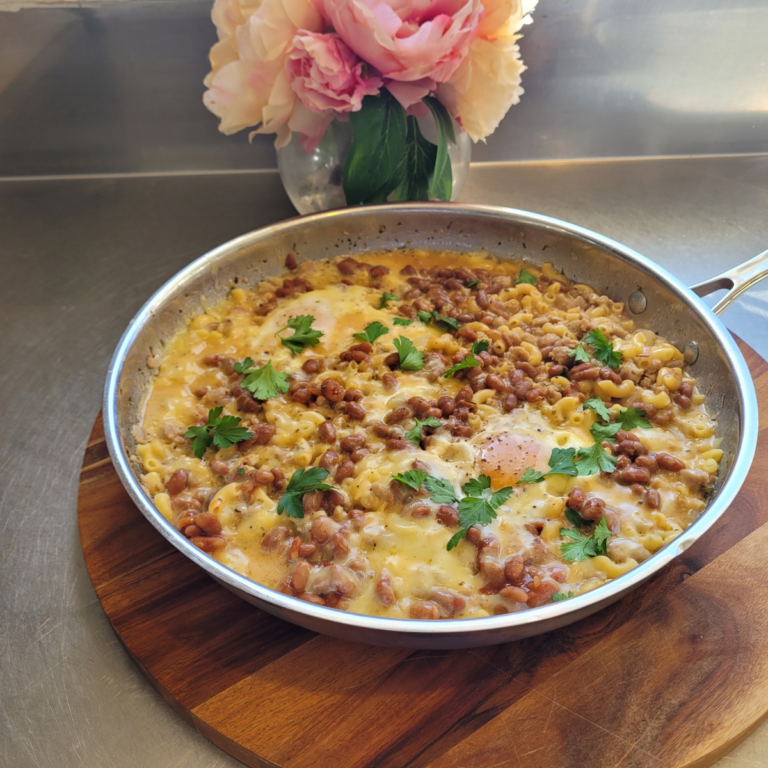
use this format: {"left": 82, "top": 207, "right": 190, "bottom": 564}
{"left": 78, "top": 336, "right": 768, "bottom": 768}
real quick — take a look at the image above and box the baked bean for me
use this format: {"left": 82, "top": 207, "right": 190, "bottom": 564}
{"left": 504, "top": 555, "right": 525, "bottom": 584}
{"left": 456, "top": 327, "right": 478, "bottom": 342}
{"left": 321, "top": 378, "right": 345, "bottom": 402}
{"left": 407, "top": 503, "right": 431, "bottom": 518}
{"left": 350, "top": 448, "right": 370, "bottom": 463}
{"left": 645, "top": 488, "right": 661, "bottom": 509}
{"left": 485, "top": 374, "right": 508, "bottom": 393}
{"left": 251, "top": 423, "right": 276, "bottom": 445}
{"left": 635, "top": 454, "right": 658, "bottom": 473}
{"left": 409, "top": 600, "right": 441, "bottom": 620}
{"left": 436, "top": 395, "right": 455, "bottom": 416}
{"left": 303, "top": 489, "right": 324, "bottom": 515}
{"left": 382, "top": 372, "right": 398, "bottom": 390}
{"left": 298, "top": 593, "right": 326, "bottom": 606}
{"left": 614, "top": 465, "right": 652, "bottom": 485}
{"left": 400, "top": 264, "right": 417, "bottom": 276}
{"left": 385, "top": 406, "right": 412, "bottom": 424}
{"left": 340, "top": 434, "right": 366, "bottom": 452}
{"left": 479, "top": 556, "right": 506, "bottom": 586}
{"left": 615, "top": 455, "right": 631, "bottom": 469}
{"left": 311, "top": 515, "right": 337, "bottom": 543}
{"left": 171, "top": 495, "right": 201, "bottom": 514}
{"left": 376, "top": 570, "right": 396, "bottom": 606}
{"left": 567, "top": 487, "right": 586, "bottom": 512}
{"left": 345, "top": 402, "right": 366, "bottom": 420}
{"left": 335, "top": 460, "right": 355, "bottom": 482}
{"left": 184, "top": 524, "right": 202, "bottom": 538}
{"left": 262, "top": 525, "right": 289, "bottom": 552}
{"left": 599, "top": 367, "right": 622, "bottom": 384}
{"left": 344, "top": 389, "right": 364, "bottom": 402}
{"left": 616, "top": 440, "right": 648, "bottom": 458}
{"left": 323, "top": 489, "right": 348, "bottom": 513}
{"left": 581, "top": 496, "right": 606, "bottom": 521}
{"left": 406, "top": 396, "right": 431, "bottom": 417}
{"left": 191, "top": 535, "right": 227, "bottom": 553}
{"left": 470, "top": 373, "right": 488, "bottom": 392}
{"left": 368, "top": 421, "right": 390, "bottom": 439}
{"left": 429, "top": 588, "right": 466, "bottom": 615}
{"left": 369, "top": 265, "right": 389, "bottom": 278}
{"left": 331, "top": 530, "right": 350, "bottom": 559}
{"left": 318, "top": 421, "right": 336, "bottom": 443}
{"left": 436, "top": 505, "right": 459, "bottom": 526}
{"left": 502, "top": 393, "right": 519, "bottom": 412}
{"left": 291, "top": 561, "right": 311, "bottom": 591}
{"left": 456, "top": 386, "right": 474, "bottom": 404}
{"left": 337, "top": 257, "right": 361, "bottom": 275}
{"left": 251, "top": 469, "right": 275, "bottom": 486}
{"left": 527, "top": 580, "right": 558, "bottom": 607}
{"left": 302, "top": 358, "right": 320, "bottom": 374}
{"left": 319, "top": 450, "right": 340, "bottom": 470}
{"left": 208, "top": 460, "right": 230, "bottom": 477}
{"left": 285, "top": 252, "right": 298, "bottom": 270}
{"left": 656, "top": 453, "right": 685, "bottom": 472}
{"left": 177, "top": 511, "right": 197, "bottom": 530}
{"left": 629, "top": 401, "right": 656, "bottom": 419}
{"left": 448, "top": 420, "right": 473, "bottom": 437}
{"left": 329, "top": 564, "right": 357, "bottom": 596}
{"left": 166, "top": 469, "right": 189, "bottom": 495}
{"left": 517, "top": 362, "right": 538, "bottom": 378}
{"left": 630, "top": 483, "right": 645, "bottom": 497}
{"left": 616, "top": 430, "right": 641, "bottom": 444}
{"left": 476, "top": 289, "right": 490, "bottom": 310}
{"left": 500, "top": 585, "right": 528, "bottom": 603}
{"left": 270, "top": 467, "right": 285, "bottom": 490}
{"left": 679, "top": 380, "right": 693, "bottom": 397}
{"left": 675, "top": 394, "right": 692, "bottom": 409}
{"left": 340, "top": 349, "right": 368, "bottom": 363}
{"left": 548, "top": 364, "right": 565, "bottom": 377}
{"left": 570, "top": 363, "right": 599, "bottom": 381}
{"left": 386, "top": 438, "right": 411, "bottom": 451}
{"left": 298, "top": 542, "right": 316, "bottom": 558}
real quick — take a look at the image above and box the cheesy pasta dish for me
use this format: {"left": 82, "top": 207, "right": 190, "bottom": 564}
{"left": 135, "top": 250, "right": 720, "bottom": 619}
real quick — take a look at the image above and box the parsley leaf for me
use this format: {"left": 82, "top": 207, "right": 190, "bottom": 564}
{"left": 517, "top": 468, "right": 546, "bottom": 484}
{"left": 515, "top": 268, "right": 537, "bottom": 285}
{"left": 380, "top": 292, "right": 399, "bottom": 309}
{"left": 466, "top": 279, "right": 480, "bottom": 288}
{"left": 236, "top": 467, "right": 245, "bottom": 476}
{"left": 584, "top": 398, "right": 611, "bottom": 422}
{"left": 568, "top": 343, "right": 590, "bottom": 364}
{"left": 424, "top": 477, "right": 459, "bottom": 505}
{"left": 353, "top": 321, "right": 389, "bottom": 344}
{"left": 565, "top": 507, "right": 589, "bottom": 528}
{"left": 417, "top": 310, "right": 433, "bottom": 324}
{"left": 450, "top": 483, "right": 513, "bottom": 550}
{"left": 276, "top": 467, "right": 333, "bottom": 518}
{"left": 552, "top": 591, "right": 575, "bottom": 602}
{"left": 184, "top": 407, "right": 253, "bottom": 459}
{"left": 393, "top": 317, "right": 412, "bottom": 326}
{"left": 461, "top": 474, "right": 491, "bottom": 496}
{"left": 432, "top": 312, "right": 460, "bottom": 331}
{"left": 516, "top": 447, "right": 580, "bottom": 485}
{"left": 471, "top": 339, "right": 490, "bottom": 355}
{"left": 276, "top": 315, "right": 324, "bottom": 354}
{"left": 575, "top": 442, "right": 618, "bottom": 475}
{"left": 444, "top": 353, "right": 480, "bottom": 378}
{"left": 590, "top": 421, "right": 622, "bottom": 443}
{"left": 615, "top": 407, "right": 651, "bottom": 430}
{"left": 392, "top": 469, "right": 427, "bottom": 491}
{"left": 405, "top": 416, "right": 442, "bottom": 446}
{"left": 393, "top": 336, "right": 425, "bottom": 371}
{"left": 560, "top": 517, "right": 611, "bottom": 561}
{"left": 235, "top": 359, "right": 289, "bottom": 400}
{"left": 584, "top": 329, "right": 623, "bottom": 369}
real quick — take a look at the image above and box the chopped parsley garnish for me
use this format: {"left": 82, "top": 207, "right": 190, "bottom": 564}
{"left": 391, "top": 469, "right": 427, "bottom": 491}
{"left": 184, "top": 407, "right": 253, "bottom": 459}
{"left": 466, "top": 280, "right": 480, "bottom": 289}
{"left": 471, "top": 339, "right": 489, "bottom": 355}
{"left": 234, "top": 358, "right": 289, "bottom": 400}
{"left": 236, "top": 467, "right": 246, "bottom": 476}
{"left": 568, "top": 343, "right": 590, "bottom": 364}
{"left": 574, "top": 442, "right": 618, "bottom": 475}
{"left": 353, "top": 321, "right": 388, "bottom": 344}
{"left": 393, "top": 336, "right": 424, "bottom": 371}
{"left": 431, "top": 312, "right": 460, "bottom": 331}
{"left": 565, "top": 507, "right": 589, "bottom": 528}
{"left": 417, "top": 310, "right": 433, "bottom": 324}
{"left": 423, "top": 477, "right": 459, "bottom": 505}
{"left": 516, "top": 447, "right": 580, "bottom": 484}
{"left": 584, "top": 398, "right": 611, "bottom": 422}
{"left": 560, "top": 517, "right": 611, "bottom": 561}
{"left": 584, "top": 329, "right": 623, "bottom": 369}
{"left": 615, "top": 407, "right": 651, "bottom": 430}
{"left": 552, "top": 591, "right": 575, "bottom": 602}
{"left": 276, "top": 467, "right": 333, "bottom": 519}
{"left": 379, "top": 292, "right": 399, "bottom": 309}
{"left": 590, "top": 421, "right": 622, "bottom": 443}
{"left": 393, "top": 317, "right": 412, "bottom": 326}
{"left": 515, "top": 268, "right": 537, "bottom": 285}
{"left": 276, "top": 315, "right": 323, "bottom": 354}
{"left": 405, "top": 416, "right": 442, "bottom": 446}
{"left": 441, "top": 339, "right": 488, "bottom": 378}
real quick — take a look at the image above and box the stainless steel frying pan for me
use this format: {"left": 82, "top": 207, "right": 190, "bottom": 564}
{"left": 103, "top": 204, "right": 768, "bottom": 649}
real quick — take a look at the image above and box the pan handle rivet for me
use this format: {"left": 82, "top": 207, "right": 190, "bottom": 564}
{"left": 628, "top": 290, "right": 647, "bottom": 314}
{"left": 683, "top": 341, "right": 699, "bottom": 365}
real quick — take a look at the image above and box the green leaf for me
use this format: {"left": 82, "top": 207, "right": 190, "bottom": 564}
{"left": 236, "top": 467, "right": 245, "bottom": 475}
{"left": 184, "top": 406, "right": 253, "bottom": 459}
{"left": 466, "top": 280, "right": 480, "bottom": 289}
{"left": 575, "top": 442, "right": 618, "bottom": 475}
{"left": 379, "top": 292, "right": 399, "bottom": 309}
{"left": 277, "top": 467, "right": 333, "bottom": 519}
{"left": 455, "top": 485, "right": 513, "bottom": 534}
{"left": 593, "top": 516, "right": 611, "bottom": 552}
{"left": 590, "top": 421, "right": 622, "bottom": 443}
{"left": 424, "top": 96, "right": 455, "bottom": 202}
{"left": 515, "top": 268, "right": 537, "bottom": 285}
{"left": 552, "top": 591, "right": 575, "bottom": 602}
{"left": 393, "top": 317, "right": 412, "bottom": 326}
{"left": 547, "top": 447, "right": 579, "bottom": 476}
{"left": 471, "top": 339, "right": 490, "bottom": 355}
{"left": 417, "top": 310, "right": 433, "bottom": 324}
{"left": 238, "top": 359, "right": 290, "bottom": 400}
{"left": 424, "top": 477, "right": 459, "bottom": 505}
{"left": 343, "top": 91, "right": 408, "bottom": 205}
{"left": 389, "top": 115, "right": 437, "bottom": 202}
{"left": 584, "top": 398, "right": 611, "bottom": 422}
{"left": 443, "top": 353, "right": 480, "bottom": 378}
{"left": 446, "top": 529, "right": 467, "bottom": 550}
{"left": 393, "top": 336, "right": 424, "bottom": 371}
{"left": 432, "top": 312, "right": 460, "bottom": 331}
{"left": 354, "top": 321, "right": 389, "bottom": 344}
{"left": 565, "top": 507, "right": 589, "bottom": 528}
{"left": 276, "top": 315, "right": 323, "bottom": 355}
{"left": 517, "top": 468, "right": 546, "bottom": 485}
{"left": 615, "top": 407, "right": 651, "bottom": 430}
{"left": 584, "top": 328, "right": 623, "bottom": 369}
{"left": 568, "top": 343, "right": 590, "bottom": 364}
{"left": 461, "top": 474, "right": 491, "bottom": 497}
{"left": 560, "top": 518, "right": 612, "bottom": 562}
{"left": 392, "top": 469, "right": 427, "bottom": 491}
{"left": 405, "top": 415, "right": 442, "bottom": 446}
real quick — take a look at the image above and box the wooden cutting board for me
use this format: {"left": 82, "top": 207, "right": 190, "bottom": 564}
{"left": 78, "top": 337, "right": 768, "bottom": 768}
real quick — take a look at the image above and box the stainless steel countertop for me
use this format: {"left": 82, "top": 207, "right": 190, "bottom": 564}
{"left": 2, "top": 155, "right": 768, "bottom": 767}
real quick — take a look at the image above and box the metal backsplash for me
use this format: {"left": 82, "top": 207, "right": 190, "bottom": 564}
{"left": 1, "top": 0, "right": 767, "bottom": 177}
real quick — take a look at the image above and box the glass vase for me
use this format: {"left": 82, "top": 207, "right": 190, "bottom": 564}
{"left": 277, "top": 116, "right": 472, "bottom": 215}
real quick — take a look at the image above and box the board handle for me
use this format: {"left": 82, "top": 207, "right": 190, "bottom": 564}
{"left": 691, "top": 248, "right": 768, "bottom": 316}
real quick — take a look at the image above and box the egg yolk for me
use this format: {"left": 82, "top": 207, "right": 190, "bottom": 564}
{"left": 475, "top": 433, "right": 549, "bottom": 487}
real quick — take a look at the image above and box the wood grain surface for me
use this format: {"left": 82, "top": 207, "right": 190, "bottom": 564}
{"left": 78, "top": 337, "right": 768, "bottom": 768}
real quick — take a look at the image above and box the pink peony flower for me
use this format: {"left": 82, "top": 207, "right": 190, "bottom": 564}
{"left": 286, "top": 32, "right": 383, "bottom": 114}
{"left": 322, "top": 0, "right": 482, "bottom": 107}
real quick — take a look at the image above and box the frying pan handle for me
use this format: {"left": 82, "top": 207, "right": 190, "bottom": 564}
{"left": 691, "top": 248, "right": 768, "bottom": 316}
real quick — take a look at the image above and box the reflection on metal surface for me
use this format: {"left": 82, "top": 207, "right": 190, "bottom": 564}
{"left": 628, "top": 289, "right": 647, "bottom": 314}
{"left": 684, "top": 340, "right": 700, "bottom": 366}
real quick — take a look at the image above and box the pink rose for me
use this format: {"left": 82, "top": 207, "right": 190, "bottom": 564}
{"left": 322, "top": 0, "right": 482, "bottom": 107}
{"left": 286, "top": 32, "right": 383, "bottom": 114}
